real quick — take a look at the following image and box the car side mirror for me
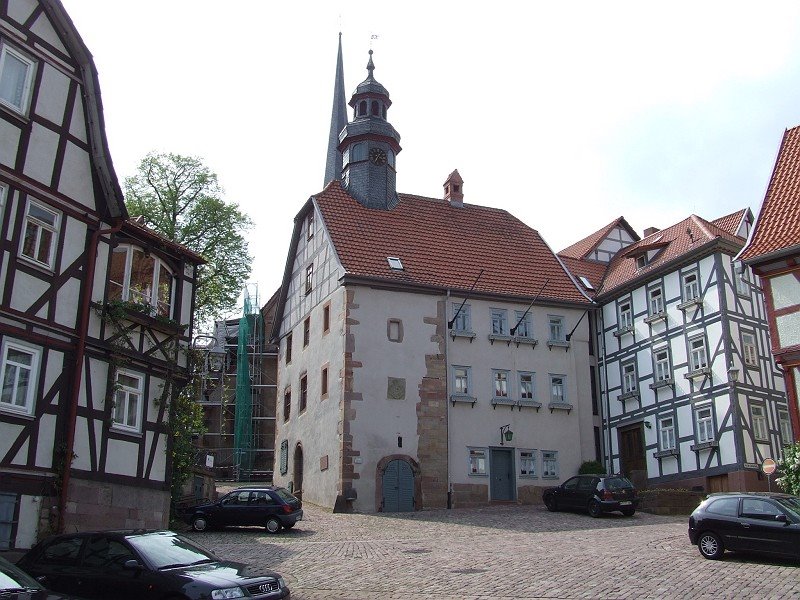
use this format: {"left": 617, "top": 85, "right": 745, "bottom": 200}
{"left": 36, "top": 575, "right": 48, "bottom": 584}
{"left": 775, "top": 514, "right": 788, "bottom": 524}
{"left": 123, "top": 559, "right": 144, "bottom": 570}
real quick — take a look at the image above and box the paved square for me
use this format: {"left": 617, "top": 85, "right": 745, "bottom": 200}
{"left": 187, "top": 504, "right": 799, "bottom": 599}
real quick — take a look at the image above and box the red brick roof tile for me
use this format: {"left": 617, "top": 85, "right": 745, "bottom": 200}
{"left": 740, "top": 126, "right": 800, "bottom": 263}
{"left": 315, "top": 181, "right": 589, "bottom": 305}
{"left": 559, "top": 217, "right": 638, "bottom": 259}
{"left": 711, "top": 209, "right": 747, "bottom": 237}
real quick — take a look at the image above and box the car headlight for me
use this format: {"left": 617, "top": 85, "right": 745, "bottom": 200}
{"left": 278, "top": 577, "right": 286, "bottom": 588}
{"left": 211, "top": 587, "right": 245, "bottom": 599}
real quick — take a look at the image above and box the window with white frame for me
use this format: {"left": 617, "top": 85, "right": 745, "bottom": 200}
{"left": 689, "top": 337, "right": 708, "bottom": 371}
{"left": 451, "top": 302, "right": 471, "bottom": 332}
{"left": 0, "top": 44, "right": 35, "bottom": 114}
{"left": 453, "top": 366, "right": 471, "bottom": 396}
{"left": 513, "top": 310, "right": 532, "bottom": 337}
{"left": 654, "top": 348, "right": 671, "bottom": 382}
{"left": 618, "top": 300, "right": 632, "bottom": 329}
{"left": 519, "top": 372, "right": 535, "bottom": 399}
{"left": 751, "top": 405, "right": 768, "bottom": 441}
{"left": 548, "top": 316, "right": 565, "bottom": 342}
{"left": 735, "top": 267, "right": 750, "bottom": 296}
{"left": 0, "top": 340, "right": 39, "bottom": 415}
{"left": 520, "top": 450, "right": 537, "bottom": 477}
{"left": 108, "top": 245, "right": 173, "bottom": 317}
{"left": 742, "top": 333, "right": 758, "bottom": 368}
{"left": 550, "top": 375, "right": 566, "bottom": 403}
{"left": 113, "top": 371, "right": 143, "bottom": 432}
{"left": 683, "top": 272, "right": 700, "bottom": 301}
{"left": 622, "top": 360, "right": 637, "bottom": 394}
{"left": 648, "top": 286, "right": 664, "bottom": 315}
{"left": 542, "top": 451, "right": 558, "bottom": 477}
{"left": 469, "top": 448, "right": 487, "bottom": 475}
{"left": 659, "top": 416, "right": 676, "bottom": 450}
{"left": 779, "top": 410, "right": 792, "bottom": 443}
{"left": 493, "top": 370, "right": 509, "bottom": 398}
{"left": 20, "top": 200, "right": 59, "bottom": 269}
{"left": 305, "top": 263, "right": 313, "bottom": 295}
{"left": 491, "top": 309, "right": 508, "bottom": 335}
{"left": 695, "top": 406, "right": 714, "bottom": 443}
{"left": 306, "top": 211, "right": 314, "bottom": 240}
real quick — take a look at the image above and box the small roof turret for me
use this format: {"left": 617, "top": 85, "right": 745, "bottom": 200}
{"left": 350, "top": 50, "right": 391, "bottom": 107}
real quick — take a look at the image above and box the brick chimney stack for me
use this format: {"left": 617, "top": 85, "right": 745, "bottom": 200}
{"left": 643, "top": 226, "right": 660, "bottom": 237}
{"left": 443, "top": 169, "right": 464, "bottom": 207}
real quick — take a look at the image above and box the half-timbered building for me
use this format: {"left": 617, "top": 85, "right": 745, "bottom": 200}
{"left": 739, "top": 125, "right": 800, "bottom": 444}
{"left": 560, "top": 212, "right": 791, "bottom": 492}
{"left": 0, "top": 0, "right": 202, "bottom": 549}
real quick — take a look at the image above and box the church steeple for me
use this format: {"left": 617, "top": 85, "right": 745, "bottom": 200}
{"left": 338, "top": 50, "right": 402, "bottom": 210}
{"left": 324, "top": 33, "right": 348, "bottom": 187}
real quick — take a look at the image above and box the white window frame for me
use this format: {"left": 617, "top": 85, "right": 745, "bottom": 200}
{"left": 305, "top": 263, "right": 313, "bottom": 295}
{"left": 387, "top": 256, "right": 403, "bottom": 271}
{"left": 513, "top": 310, "right": 532, "bottom": 337}
{"left": 618, "top": 300, "right": 632, "bottom": 329}
{"left": 751, "top": 405, "right": 768, "bottom": 442}
{"left": 112, "top": 370, "right": 144, "bottom": 433}
{"left": 451, "top": 302, "right": 471, "bottom": 332}
{"left": 648, "top": 286, "right": 664, "bottom": 315}
{"left": 659, "top": 416, "right": 676, "bottom": 450}
{"left": 735, "top": 266, "right": 750, "bottom": 296}
{"left": 542, "top": 450, "right": 558, "bottom": 478}
{"left": 108, "top": 244, "right": 174, "bottom": 317}
{"left": 519, "top": 449, "right": 537, "bottom": 478}
{"left": 683, "top": 272, "right": 700, "bottom": 302}
{"left": 452, "top": 365, "right": 471, "bottom": 396}
{"left": 492, "top": 370, "right": 509, "bottom": 398}
{"left": 779, "top": 410, "right": 792, "bottom": 443}
{"left": 695, "top": 406, "right": 714, "bottom": 443}
{"left": 548, "top": 315, "right": 565, "bottom": 342}
{"left": 0, "top": 183, "right": 7, "bottom": 226}
{"left": 622, "top": 360, "right": 637, "bottom": 393}
{"left": 550, "top": 374, "right": 566, "bottom": 403}
{"left": 0, "top": 43, "right": 36, "bottom": 115}
{"left": 654, "top": 348, "right": 671, "bottom": 382}
{"left": 742, "top": 332, "right": 758, "bottom": 368}
{"left": 519, "top": 372, "right": 535, "bottom": 400}
{"left": 468, "top": 447, "right": 487, "bottom": 476}
{"left": 20, "top": 200, "right": 59, "bottom": 269}
{"left": 689, "top": 337, "right": 708, "bottom": 371}
{"left": 490, "top": 308, "right": 508, "bottom": 335}
{"left": 0, "top": 339, "right": 40, "bottom": 415}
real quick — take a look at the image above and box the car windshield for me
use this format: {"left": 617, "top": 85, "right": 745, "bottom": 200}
{"left": 776, "top": 497, "right": 800, "bottom": 518}
{"left": 0, "top": 557, "right": 42, "bottom": 591}
{"left": 127, "top": 532, "right": 217, "bottom": 570}
{"left": 273, "top": 487, "right": 296, "bottom": 502}
{"left": 605, "top": 477, "right": 634, "bottom": 490}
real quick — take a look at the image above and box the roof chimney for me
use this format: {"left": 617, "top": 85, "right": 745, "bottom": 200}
{"left": 443, "top": 169, "right": 464, "bottom": 207}
{"left": 643, "top": 227, "right": 660, "bottom": 237}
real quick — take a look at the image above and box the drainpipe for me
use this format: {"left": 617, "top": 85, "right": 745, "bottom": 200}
{"left": 58, "top": 219, "right": 123, "bottom": 533}
{"left": 445, "top": 289, "right": 451, "bottom": 509}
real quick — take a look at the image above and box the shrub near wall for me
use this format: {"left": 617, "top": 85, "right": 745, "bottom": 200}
{"left": 638, "top": 488, "right": 705, "bottom": 515}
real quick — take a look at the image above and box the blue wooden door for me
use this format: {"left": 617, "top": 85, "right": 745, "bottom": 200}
{"left": 490, "top": 448, "right": 515, "bottom": 501}
{"left": 383, "top": 460, "right": 414, "bottom": 512}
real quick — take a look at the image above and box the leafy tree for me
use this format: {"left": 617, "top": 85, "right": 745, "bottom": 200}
{"left": 124, "top": 152, "right": 253, "bottom": 326}
{"left": 776, "top": 442, "right": 800, "bottom": 496}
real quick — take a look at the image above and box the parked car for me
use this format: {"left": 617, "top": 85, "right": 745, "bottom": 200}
{"left": 543, "top": 474, "right": 639, "bottom": 517}
{"left": 0, "top": 554, "right": 81, "bottom": 599}
{"left": 688, "top": 492, "right": 800, "bottom": 561}
{"left": 186, "top": 486, "right": 303, "bottom": 533}
{"left": 16, "top": 530, "right": 289, "bottom": 599}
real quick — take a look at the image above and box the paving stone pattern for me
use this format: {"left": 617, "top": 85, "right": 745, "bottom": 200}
{"left": 186, "top": 504, "right": 800, "bottom": 599}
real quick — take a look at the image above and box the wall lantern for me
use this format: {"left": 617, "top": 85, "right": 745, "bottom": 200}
{"left": 727, "top": 360, "right": 740, "bottom": 384}
{"left": 500, "top": 424, "right": 513, "bottom": 445}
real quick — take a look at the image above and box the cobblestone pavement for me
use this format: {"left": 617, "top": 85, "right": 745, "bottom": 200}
{"left": 186, "top": 504, "right": 800, "bottom": 600}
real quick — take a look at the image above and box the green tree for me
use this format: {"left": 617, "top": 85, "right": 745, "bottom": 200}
{"left": 776, "top": 442, "right": 800, "bottom": 496}
{"left": 124, "top": 152, "right": 253, "bottom": 326}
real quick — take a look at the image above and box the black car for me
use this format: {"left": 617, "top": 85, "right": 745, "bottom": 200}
{"left": 186, "top": 486, "right": 302, "bottom": 533}
{"left": 543, "top": 474, "right": 639, "bottom": 517}
{"left": 688, "top": 492, "right": 800, "bottom": 561}
{"left": 16, "top": 530, "right": 289, "bottom": 599}
{"left": 0, "top": 554, "right": 81, "bottom": 599}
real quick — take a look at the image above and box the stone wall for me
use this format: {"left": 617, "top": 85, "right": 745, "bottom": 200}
{"left": 639, "top": 489, "right": 705, "bottom": 515}
{"left": 64, "top": 479, "right": 170, "bottom": 531}
{"left": 517, "top": 485, "right": 545, "bottom": 505}
{"left": 451, "top": 483, "right": 488, "bottom": 508}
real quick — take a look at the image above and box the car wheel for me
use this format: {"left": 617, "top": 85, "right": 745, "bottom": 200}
{"left": 698, "top": 532, "right": 724, "bottom": 560}
{"left": 544, "top": 496, "right": 558, "bottom": 512}
{"left": 588, "top": 499, "right": 602, "bottom": 518}
{"left": 621, "top": 508, "right": 635, "bottom": 517}
{"left": 191, "top": 516, "right": 208, "bottom": 532}
{"left": 265, "top": 516, "right": 282, "bottom": 534}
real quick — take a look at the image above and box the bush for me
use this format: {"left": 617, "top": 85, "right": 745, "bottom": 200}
{"left": 776, "top": 442, "right": 800, "bottom": 496}
{"left": 578, "top": 460, "right": 605, "bottom": 475}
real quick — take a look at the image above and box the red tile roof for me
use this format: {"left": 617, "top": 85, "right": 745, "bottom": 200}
{"left": 559, "top": 217, "right": 638, "bottom": 259}
{"left": 740, "top": 126, "right": 800, "bottom": 263}
{"left": 711, "top": 209, "right": 747, "bottom": 237}
{"left": 557, "top": 256, "right": 607, "bottom": 292}
{"left": 314, "top": 181, "right": 589, "bottom": 305}
{"left": 124, "top": 218, "right": 205, "bottom": 263}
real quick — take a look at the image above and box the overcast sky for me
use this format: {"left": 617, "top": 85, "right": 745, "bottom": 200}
{"left": 61, "top": 1, "right": 800, "bottom": 319}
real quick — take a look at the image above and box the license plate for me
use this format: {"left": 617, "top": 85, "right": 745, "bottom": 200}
{"left": 620, "top": 501, "right": 632, "bottom": 506}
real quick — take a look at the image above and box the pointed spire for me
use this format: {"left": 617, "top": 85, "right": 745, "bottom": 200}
{"left": 324, "top": 32, "right": 348, "bottom": 187}
{"left": 366, "top": 49, "right": 375, "bottom": 79}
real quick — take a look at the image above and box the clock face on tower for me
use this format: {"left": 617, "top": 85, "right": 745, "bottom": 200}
{"left": 369, "top": 147, "right": 388, "bottom": 166}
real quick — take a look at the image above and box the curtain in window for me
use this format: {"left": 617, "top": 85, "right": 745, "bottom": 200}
{"left": 0, "top": 52, "right": 28, "bottom": 107}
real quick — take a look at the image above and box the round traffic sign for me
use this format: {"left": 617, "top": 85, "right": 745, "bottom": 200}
{"left": 762, "top": 458, "right": 777, "bottom": 475}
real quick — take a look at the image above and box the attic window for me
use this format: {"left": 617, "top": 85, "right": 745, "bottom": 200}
{"left": 579, "top": 276, "right": 594, "bottom": 290}
{"left": 387, "top": 257, "right": 404, "bottom": 271}
{"left": 636, "top": 255, "right": 647, "bottom": 269}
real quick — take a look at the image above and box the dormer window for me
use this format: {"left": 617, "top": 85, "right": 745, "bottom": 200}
{"left": 108, "top": 245, "right": 173, "bottom": 317}
{"left": 636, "top": 255, "right": 647, "bottom": 269}
{"left": 387, "top": 257, "right": 403, "bottom": 271}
